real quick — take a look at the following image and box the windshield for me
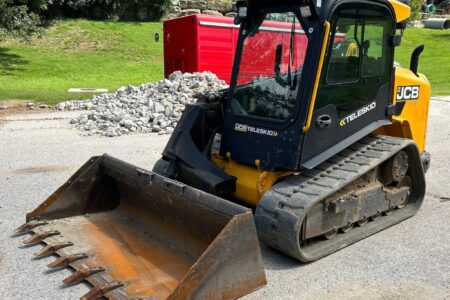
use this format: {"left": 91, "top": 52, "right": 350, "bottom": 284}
{"left": 232, "top": 12, "right": 307, "bottom": 121}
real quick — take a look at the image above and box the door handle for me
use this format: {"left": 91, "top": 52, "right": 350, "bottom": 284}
{"left": 316, "top": 114, "right": 332, "bottom": 129}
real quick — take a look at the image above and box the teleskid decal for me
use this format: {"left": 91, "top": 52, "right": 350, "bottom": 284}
{"left": 339, "top": 101, "right": 376, "bottom": 127}
{"left": 234, "top": 123, "right": 279, "bottom": 137}
{"left": 397, "top": 85, "right": 420, "bottom": 101}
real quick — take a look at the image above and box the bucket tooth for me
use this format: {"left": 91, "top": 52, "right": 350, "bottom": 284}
{"left": 15, "top": 220, "right": 48, "bottom": 234}
{"left": 80, "top": 281, "right": 124, "bottom": 300}
{"left": 47, "top": 253, "right": 89, "bottom": 269}
{"left": 22, "top": 231, "right": 60, "bottom": 245}
{"left": 63, "top": 267, "right": 106, "bottom": 285}
{"left": 34, "top": 242, "right": 74, "bottom": 257}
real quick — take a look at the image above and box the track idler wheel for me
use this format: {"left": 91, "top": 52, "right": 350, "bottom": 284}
{"left": 381, "top": 151, "right": 409, "bottom": 185}
{"left": 397, "top": 175, "right": 412, "bottom": 209}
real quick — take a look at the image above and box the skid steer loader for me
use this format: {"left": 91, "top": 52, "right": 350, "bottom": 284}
{"left": 15, "top": 0, "right": 431, "bottom": 299}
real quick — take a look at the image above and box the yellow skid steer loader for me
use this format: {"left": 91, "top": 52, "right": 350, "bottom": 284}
{"left": 15, "top": 0, "right": 431, "bottom": 299}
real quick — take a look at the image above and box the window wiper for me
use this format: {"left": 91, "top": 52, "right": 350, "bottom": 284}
{"left": 288, "top": 16, "right": 297, "bottom": 90}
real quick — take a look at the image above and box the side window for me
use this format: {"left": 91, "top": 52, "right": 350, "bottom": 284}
{"left": 327, "top": 18, "right": 362, "bottom": 83}
{"left": 362, "top": 20, "right": 386, "bottom": 77}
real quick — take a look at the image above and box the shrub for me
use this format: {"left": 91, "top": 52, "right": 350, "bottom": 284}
{"left": 410, "top": 0, "right": 422, "bottom": 20}
{"left": 0, "top": 0, "right": 171, "bottom": 40}
{"left": 0, "top": 0, "right": 42, "bottom": 41}
{"left": 30, "top": 0, "right": 171, "bottom": 20}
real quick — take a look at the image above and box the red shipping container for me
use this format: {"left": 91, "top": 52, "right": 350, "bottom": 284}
{"left": 163, "top": 14, "right": 309, "bottom": 84}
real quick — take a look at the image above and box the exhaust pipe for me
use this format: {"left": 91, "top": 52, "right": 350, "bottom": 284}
{"left": 410, "top": 44, "right": 424, "bottom": 76}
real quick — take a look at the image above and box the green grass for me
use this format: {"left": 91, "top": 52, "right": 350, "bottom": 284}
{"left": 0, "top": 20, "right": 164, "bottom": 104}
{"left": 0, "top": 22, "right": 449, "bottom": 104}
{"left": 395, "top": 27, "right": 450, "bottom": 96}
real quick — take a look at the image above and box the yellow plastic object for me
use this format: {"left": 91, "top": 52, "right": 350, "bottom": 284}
{"left": 375, "top": 67, "right": 431, "bottom": 152}
{"left": 303, "top": 21, "right": 331, "bottom": 132}
{"left": 388, "top": 0, "right": 411, "bottom": 23}
{"left": 213, "top": 154, "right": 293, "bottom": 206}
{"left": 345, "top": 41, "right": 359, "bottom": 57}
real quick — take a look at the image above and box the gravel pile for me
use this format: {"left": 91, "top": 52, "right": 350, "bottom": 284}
{"left": 64, "top": 72, "right": 227, "bottom": 137}
{"left": 55, "top": 100, "right": 94, "bottom": 111}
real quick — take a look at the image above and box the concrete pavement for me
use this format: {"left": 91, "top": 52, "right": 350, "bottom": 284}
{"left": 0, "top": 99, "right": 449, "bottom": 299}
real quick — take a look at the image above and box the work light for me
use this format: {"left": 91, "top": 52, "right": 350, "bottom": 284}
{"left": 238, "top": 6, "right": 248, "bottom": 18}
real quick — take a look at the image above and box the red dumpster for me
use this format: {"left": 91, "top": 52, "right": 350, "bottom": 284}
{"left": 163, "top": 14, "right": 308, "bottom": 84}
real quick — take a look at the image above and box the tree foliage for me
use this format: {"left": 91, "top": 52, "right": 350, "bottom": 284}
{"left": 0, "top": 0, "right": 171, "bottom": 41}
{"left": 31, "top": 0, "right": 171, "bottom": 20}
{"left": 410, "top": 0, "right": 422, "bottom": 21}
{"left": 0, "top": 0, "right": 41, "bottom": 40}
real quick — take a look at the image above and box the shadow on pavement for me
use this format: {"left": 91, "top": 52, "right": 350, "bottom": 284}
{"left": 260, "top": 242, "right": 308, "bottom": 271}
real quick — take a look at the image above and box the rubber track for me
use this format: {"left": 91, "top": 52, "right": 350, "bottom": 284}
{"left": 255, "top": 135, "right": 426, "bottom": 262}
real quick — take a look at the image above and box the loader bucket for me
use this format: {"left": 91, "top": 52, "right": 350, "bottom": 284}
{"left": 15, "top": 154, "right": 266, "bottom": 300}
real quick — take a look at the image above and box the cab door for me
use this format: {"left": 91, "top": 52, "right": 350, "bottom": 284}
{"left": 300, "top": 3, "right": 396, "bottom": 168}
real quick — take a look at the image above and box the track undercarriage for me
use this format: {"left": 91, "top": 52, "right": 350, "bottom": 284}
{"left": 255, "top": 135, "right": 426, "bottom": 262}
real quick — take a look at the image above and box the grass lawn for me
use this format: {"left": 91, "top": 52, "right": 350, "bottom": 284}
{"left": 395, "top": 27, "right": 450, "bottom": 96}
{"left": 0, "top": 21, "right": 449, "bottom": 104}
{"left": 0, "top": 20, "right": 164, "bottom": 104}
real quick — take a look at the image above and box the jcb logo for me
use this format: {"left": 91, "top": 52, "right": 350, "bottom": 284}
{"left": 234, "top": 123, "right": 248, "bottom": 132}
{"left": 397, "top": 85, "right": 420, "bottom": 101}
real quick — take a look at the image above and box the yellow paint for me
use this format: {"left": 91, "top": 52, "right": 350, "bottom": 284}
{"left": 375, "top": 67, "right": 431, "bottom": 152}
{"left": 212, "top": 154, "right": 293, "bottom": 206}
{"left": 388, "top": 0, "right": 411, "bottom": 23}
{"left": 304, "top": 21, "right": 331, "bottom": 132}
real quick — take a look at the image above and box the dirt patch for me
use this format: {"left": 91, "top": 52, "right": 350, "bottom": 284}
{"left": 0, "top": 100, "right": 53, "bottom": 124}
